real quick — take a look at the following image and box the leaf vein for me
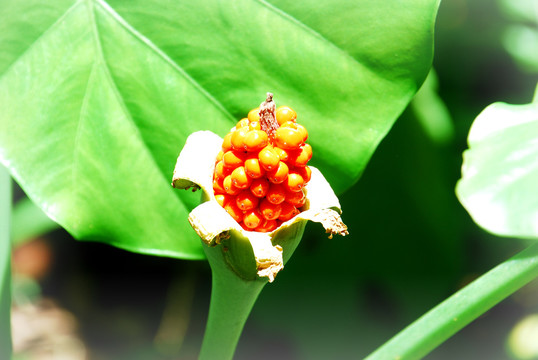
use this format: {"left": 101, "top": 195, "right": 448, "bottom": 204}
{"left": 255, "top": 0, "right": 374, "bottom": 78}
{"left": 94, "top": 0, "right": 236, "bottom": 122}
{"left": 84, "top": 0, "right": 181, "bottom": 191}
{"left": 0, "top": 0, "right": 83, "bottom": 82}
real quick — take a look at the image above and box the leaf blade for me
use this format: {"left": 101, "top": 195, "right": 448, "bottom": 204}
{"left": 104, "top": 0, "right": 439, "bottom": 192}
{"left": 0, "top": 0, "right": 438, "bottom": 258}
{"left": 456, "top": 98, "right": 538, "bottom": 239}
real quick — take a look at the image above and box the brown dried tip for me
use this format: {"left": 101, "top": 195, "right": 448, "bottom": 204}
{"left": 258, "top": 92, "right": 279, "bottom": 138}
{"left": 318, "top": 209, "right": 349, "bottom": 239}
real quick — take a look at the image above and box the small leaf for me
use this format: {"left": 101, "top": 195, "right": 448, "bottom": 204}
{"left": 456, "top": 96, "right": 538, "bottom": 239}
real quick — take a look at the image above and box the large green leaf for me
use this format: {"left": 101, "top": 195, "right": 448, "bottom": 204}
{"left": 456, "top": 91, "right": 538, "bottom": 239}
{"left": 0, "top": 0, "right": 438, "bottom": 259}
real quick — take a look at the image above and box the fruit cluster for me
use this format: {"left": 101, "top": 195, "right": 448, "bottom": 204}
{"left": 213, "top": 99, "right": 312, "bottom": 233}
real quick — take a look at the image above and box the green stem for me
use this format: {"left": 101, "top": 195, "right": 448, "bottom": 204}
{"left": 199, "top": 241, "right": 267, "bottom": 360}
{"left": 0, "top": 166, "right": 12, "bottom": 359}
{"left": 365, "top": 242, "right": 538, "bottom": 360}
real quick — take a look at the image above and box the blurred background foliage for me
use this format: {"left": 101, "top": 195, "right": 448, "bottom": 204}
{"left": 9, "top": 0, "right": 538, "bottom": 359}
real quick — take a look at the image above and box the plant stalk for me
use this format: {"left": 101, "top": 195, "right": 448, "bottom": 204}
{"left": 0, "top": 165, "right": 12, "bottom": 359}
{"left": 199, "top": 241, "right": 267, "bottom": 360}
{"left": 365, "top": 241, "right": 538, "bottom": 360}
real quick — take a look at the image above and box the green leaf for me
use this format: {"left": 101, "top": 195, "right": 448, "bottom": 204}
{"left": 0, "top": 0, "right": 438, "bottom": 258}
{"left": 456, "top": 95, "right": 538, "bottom": 239}
{"left": 410, "top": 69, "right": 454, "bottom": 144}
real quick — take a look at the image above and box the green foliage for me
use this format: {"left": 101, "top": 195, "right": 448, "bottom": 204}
{"left": 364, "top": 82, "right": 538, "bottom": 359}
{"left": 457, "top": 91, "right": 538, "bottom": 239}
{"left": 0, "top": 0, "right": 438, "bottom": 259}
{"left": 411, "top": 69, "right": 454, "bottom": 144}
{"left": 498, "top": 0, "right": 538, "bottom": 72}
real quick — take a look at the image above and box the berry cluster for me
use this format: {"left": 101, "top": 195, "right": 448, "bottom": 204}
{"left": 213, "top": 98, "right": 312, "bottom": 233}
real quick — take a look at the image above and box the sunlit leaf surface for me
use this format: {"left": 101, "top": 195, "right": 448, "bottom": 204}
{"left": 0, "top": 0, "right": 438, "bottom": 258}
{"left": 457, "top": 98, "right": 538, "bottom": 239}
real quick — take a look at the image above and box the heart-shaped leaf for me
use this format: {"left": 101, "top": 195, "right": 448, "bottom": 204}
{"left": 0, "top": 0, "right": 438, "bottom": 258}
{"left": 456, "top": 92, "right": 538, "bottom": 239}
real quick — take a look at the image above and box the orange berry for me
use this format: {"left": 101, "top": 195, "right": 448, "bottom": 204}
{"left": 216, "top": 150, "right": 224, "bottom": 162}
{"left": 285, "top": 172, "right": 305, "bottom": 192}
{"left": 224, "top": 201, "right": 244, "bottom": 223}
{"left": 273, "top": 147, "right": 289, "bottom": 162}
{"left": 295, "top": 123, "right": 308, "bottom": 142}
{"left": 244, "top": 130, "right": 268, "bottom": 152}
{"left": 248, "top": 107, "right": 260, "bottom": 122}
{"left": 276, "top": 106, "right": 297, "bottom": 125}
{"left": 249, "top": 121, "right": 261, "bottom": 131}
{"left": 259, "top": 199, "right": 282, "bottom": 220}
{"left": 256, "top": 219, "right": 279, "bottom": 233}
{"left": 213, "top": 178, "right": 226, "bottom": 194}
{"left": 231, "top": 127, "right": 248, "bottom": 150}
{"left": 222, "top": 150, "right": 245, "bottom": 169}
{"left": 279, "top": 121, "right": 296, "bottom": 129}
{"left": 222, "top": 132, "right": 233, "bottom": 152}
{"left": 267, "top": 161, "right": 289, "bottom": 184}
{"left": 243, "top": 210, "right": 264, "bottom": 229}
{"left": 280, "top": 121, "right": 308, "bottom": 142}
{"left": 215, "top": 194, "right": 226, "bottom": 207}
{"left": 215, "top": 193, "right": 233, "bottom": 207}
{"left": 236, "top": 190, "right": 259, "bottom": 211}
{"left": 250, "top": 178, "right": 270, "bottom": 198}
{"left": 223, "top": 175, "right": 241, "bottom": 195}
{"left": 279, "top": 201, "right": 300, "bottom": 221}
{"left": 288, "top": 144, "right": 312, "bottom": 167}
{"left": 295, "top": 166, "right": 312, "bottom": 183}
{"left": 244, "top": 157, "right": 265, "bottom": 178}
{"left": 266, "top": 183, "right": 286, "bottom": 204}
{"left": 275, "top": 127, "right": 303, "bottom": 150}
{"left": 231, "top": 166, "right": 251, "bottom": 189}
{"left": 214, "top": 161, "right": 230, "bottom": 180}
{"left": 286, "top": 188, "right": 306, "bottom": 207}
{"left": 236, "top": 118, "right": 249, "bottom": 129}
{"left": 258, "top": 146, "right": 280, "bottom": 171}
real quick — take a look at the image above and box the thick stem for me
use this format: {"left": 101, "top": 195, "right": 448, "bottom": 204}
{"left": 199, "top": 241, "right": 267, "bottom": 360}
{"left": 0, "top": 166, "right": 12, "bottom": 360}
{"left": 365, "top": 242, "right": 538, "bottom": 360}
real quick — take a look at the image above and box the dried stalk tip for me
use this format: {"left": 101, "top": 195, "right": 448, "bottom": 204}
{"left": 313, "top": 209, "right": 349, "bottom": 239}
{"left": 258, "top": 92, "right": 279, "bottom": 137}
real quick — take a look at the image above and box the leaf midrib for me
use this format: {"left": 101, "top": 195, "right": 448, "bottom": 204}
{"left": 0, "top": 0, "right": 236, "bottom": 123}
{"left": 94, "top": 0, "right": 236, "bottom": 122}
{"left": 84, "top": 0, "right": 193, "bottom": 213}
